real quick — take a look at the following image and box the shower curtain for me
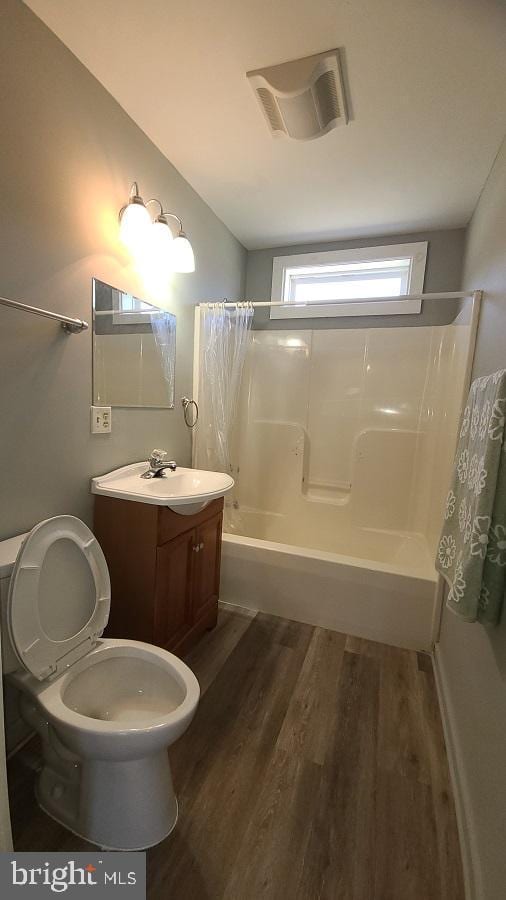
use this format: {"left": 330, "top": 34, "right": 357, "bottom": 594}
{"left": 151, "top": 310, "right": 176, "bottom": 407}
{"left": 194, "top": 302, "right": 253, "bottom": 529}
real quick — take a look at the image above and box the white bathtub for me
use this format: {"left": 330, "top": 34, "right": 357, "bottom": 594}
{"left": 220, "top": 523, "right": 440, "bottom": 651}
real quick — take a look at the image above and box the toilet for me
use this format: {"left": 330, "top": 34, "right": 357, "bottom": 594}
{"left": 0, "top": 515, "right": 200, "bottom": 851}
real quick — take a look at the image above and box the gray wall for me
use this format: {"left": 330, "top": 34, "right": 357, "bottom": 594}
{"left": 437, "top": 135, "right": 506, "bottom": 900}
{"left": 245, "top": 229, "right": 465, "bottom": 329}
{"left": 0, "top": 0, "right": 246, "bottom": 541}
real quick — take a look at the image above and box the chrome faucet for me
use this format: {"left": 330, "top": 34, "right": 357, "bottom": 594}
{"left": 141, "top": 449, "right": 177, "bottom": 479}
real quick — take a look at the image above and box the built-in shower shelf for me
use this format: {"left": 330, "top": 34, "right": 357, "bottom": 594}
{"left": 304, "top": 480, "right": 351, "bottom": 506}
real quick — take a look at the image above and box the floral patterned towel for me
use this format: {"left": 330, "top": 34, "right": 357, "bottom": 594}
{"left": 436, "top": 369, "right": 506, "bottom": 625}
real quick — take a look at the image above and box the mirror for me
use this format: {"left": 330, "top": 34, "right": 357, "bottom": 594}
{"left": 92, "top": 279, "right": 176, "bottom": 408}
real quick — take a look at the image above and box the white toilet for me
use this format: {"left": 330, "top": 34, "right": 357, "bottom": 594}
{"left": 0, "top": 515, "right": 200, "bottom": 851}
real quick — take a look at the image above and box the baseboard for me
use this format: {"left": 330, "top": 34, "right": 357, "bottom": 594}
{"left": 218, "top": 599, "right": 257, "bottom": 619}
{"left": 433, "top": 644, "right": 481, "bottom": 900}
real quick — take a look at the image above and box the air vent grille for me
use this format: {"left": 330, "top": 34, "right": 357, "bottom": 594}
{"left": 256, "top": 88, "right": 285, "bottom": 134}
{"left": 247, "top": 49, "right": 349, "bottom": 141}
{"left": 314, "top": 70, "right": 340, "bottom": 128}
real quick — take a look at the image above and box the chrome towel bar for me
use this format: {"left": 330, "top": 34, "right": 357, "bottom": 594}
{"left": 0, "top": 294, "right": 88, "bottom": 333}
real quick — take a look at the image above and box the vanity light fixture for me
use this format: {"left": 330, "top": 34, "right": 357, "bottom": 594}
{"left": 119, "top": 184, "right": 195, "bottom": 273}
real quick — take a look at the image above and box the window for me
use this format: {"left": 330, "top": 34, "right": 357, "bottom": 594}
{"left": 270, "top": 242, "right": 428, "bottom": 319}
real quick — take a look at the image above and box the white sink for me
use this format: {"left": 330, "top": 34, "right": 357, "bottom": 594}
{"left": 91, "top": 462, "right": 234, "bottom": 515}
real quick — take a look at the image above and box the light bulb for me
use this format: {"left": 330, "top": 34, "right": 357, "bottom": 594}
{"left": 119, "top": 198, "right": 151, "bottom": 252}
{"left": 170, "top": 233, "right": 195, "bottom": 273}
{"left": 138, "top": 217, "right": 173, "bottom": 275}
{"left": 151, "top": 217, "right": 174, "bottom": 256}
{"left": 135, "top": 216, "right": 174, "bottom": 294}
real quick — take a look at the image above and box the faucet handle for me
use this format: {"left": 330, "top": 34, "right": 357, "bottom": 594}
{"left": 150, "top": 448, "right": 167, "bottom": 465}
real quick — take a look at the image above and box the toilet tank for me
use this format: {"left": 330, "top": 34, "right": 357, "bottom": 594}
{"left": 0, "top": 533, "right": 28, "bottom": 674}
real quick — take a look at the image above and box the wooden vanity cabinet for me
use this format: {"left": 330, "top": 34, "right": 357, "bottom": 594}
{"left": 93, "top": 495, "right": 223, "bottom": 656}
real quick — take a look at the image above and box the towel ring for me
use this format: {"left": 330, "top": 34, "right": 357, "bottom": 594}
{"left": 181, "top": 396, "right": 198, "bottom": 428}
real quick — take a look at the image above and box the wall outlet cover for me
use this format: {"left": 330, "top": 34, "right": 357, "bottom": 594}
{"left": 91, "top": 406, "right": 111, "bottom": 434}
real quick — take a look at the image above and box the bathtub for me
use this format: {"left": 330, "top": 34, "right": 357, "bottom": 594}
{"left": 220, "top": 514, "right": 440, "bottom": 651}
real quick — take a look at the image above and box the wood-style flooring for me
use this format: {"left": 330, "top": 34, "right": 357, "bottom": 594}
{"left": 8, "top": 608, "right": 464, "bottom": 899}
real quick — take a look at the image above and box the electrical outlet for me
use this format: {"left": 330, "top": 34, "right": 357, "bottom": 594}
{"left": 91, "top": 406, "right": 111, "bottom": 434}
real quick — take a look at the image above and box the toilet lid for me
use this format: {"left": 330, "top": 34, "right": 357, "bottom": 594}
{"left": 7, "top": 516, "right": 110, "bottom": 681}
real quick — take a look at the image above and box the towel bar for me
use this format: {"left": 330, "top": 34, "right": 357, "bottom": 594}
{"left": 0, "top": 295, "right": 88, "bottom": 333}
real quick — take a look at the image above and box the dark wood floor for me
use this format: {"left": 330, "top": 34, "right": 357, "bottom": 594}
{"left": 8, "top": 608, "right": 464, "bottom": 899}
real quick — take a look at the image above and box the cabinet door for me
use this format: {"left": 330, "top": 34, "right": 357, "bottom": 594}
{"left": 193, "top": 512, "right": 223, "bottom": 623}
{"left": 154, "top": 528, "right": 196, "bottom": 649}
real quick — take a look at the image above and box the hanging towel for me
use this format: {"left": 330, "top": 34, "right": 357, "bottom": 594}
{"left": 436, "top": 369, "right": 506, "bottom": 625}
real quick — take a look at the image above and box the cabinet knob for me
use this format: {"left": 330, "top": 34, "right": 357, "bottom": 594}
{"left": 193, "top": 544, "right": 200, "bottom": 552}
{"left": 199, "top": 542, "right": 204, "bottom": 550}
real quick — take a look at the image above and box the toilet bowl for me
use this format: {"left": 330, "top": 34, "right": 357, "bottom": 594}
{"left": 0, "top": 516, "right": 200, "bottom": 850}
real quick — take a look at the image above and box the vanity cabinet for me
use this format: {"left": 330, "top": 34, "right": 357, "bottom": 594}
{"left": 93, "top": 495, "right": 223, "bottom": 656}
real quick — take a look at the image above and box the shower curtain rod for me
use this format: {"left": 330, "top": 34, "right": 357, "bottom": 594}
{"left": 206, "top": 290, "right": 477, "bottom": 308}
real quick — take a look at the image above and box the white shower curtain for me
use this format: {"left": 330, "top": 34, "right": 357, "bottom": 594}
{"left": 194, "top": 302, "right": 253, "bottom": 528}
{"left": 151, "top": 310, "right": 176, "bottom": 407}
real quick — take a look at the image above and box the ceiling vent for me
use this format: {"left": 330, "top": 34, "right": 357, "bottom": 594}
{"left": 247, "top": 49, "right": 348, "bottom": 141}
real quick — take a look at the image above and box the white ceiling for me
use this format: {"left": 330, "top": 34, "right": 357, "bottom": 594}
{"left": 25, "top": 0, "right": 506, "bottom": 249}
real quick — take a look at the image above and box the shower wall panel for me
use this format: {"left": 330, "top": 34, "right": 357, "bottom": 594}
{"left": 232, "top": 318, "right": 473, "bottom": 553}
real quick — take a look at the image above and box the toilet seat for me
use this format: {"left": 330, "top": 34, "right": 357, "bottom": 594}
{"left": 7, "top": 516, "right": 110, "bottom": 681}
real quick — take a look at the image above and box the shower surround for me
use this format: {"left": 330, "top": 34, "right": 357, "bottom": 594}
{"left": 216, "top": 301, "right": 478, "bottom": 649}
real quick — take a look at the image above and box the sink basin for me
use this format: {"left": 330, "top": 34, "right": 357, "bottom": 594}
{"left": 91, "top": 462, "right": 234, "bottom": 514}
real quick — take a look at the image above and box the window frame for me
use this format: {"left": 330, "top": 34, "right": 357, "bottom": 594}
{"left": 270, "top": 242, "right": 428, "bottom": 319}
